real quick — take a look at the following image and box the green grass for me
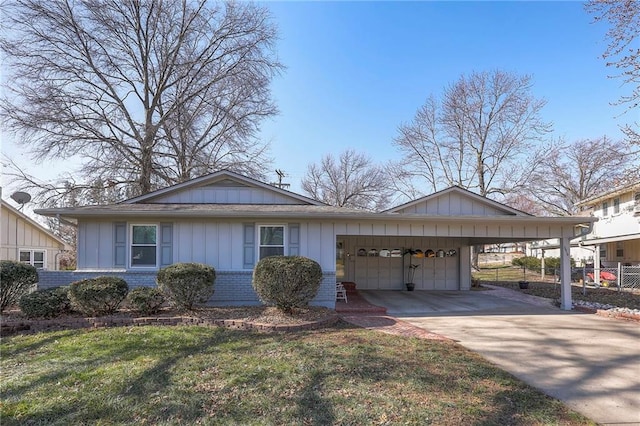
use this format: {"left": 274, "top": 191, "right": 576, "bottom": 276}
{"left": 1, "top": 324, "right": 593, "bottom": 425}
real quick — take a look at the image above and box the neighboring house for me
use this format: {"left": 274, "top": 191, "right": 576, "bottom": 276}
{"left": 35, "top": 170, "right": 595, "bottom": 310}
{"left": 0, "top": 199, "right": 70, "bottom": 270}
{"left": 574, "top": 181, "right": 640, "bottom": 268}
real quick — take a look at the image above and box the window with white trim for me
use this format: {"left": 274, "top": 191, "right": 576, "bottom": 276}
{"left": 19, "top": 249, "right": 45, "bottom": 269}
{"left": 130, "top": 224, "right": 158, "bottom": 267}
{"left": 613, "top": 198, "right": 620, "bottom": 214}
{"left": 258, "top": 225, "right": 285, "bottom": 259}
{"left": 602, "top": 201, "right": 608, "bottom": 216}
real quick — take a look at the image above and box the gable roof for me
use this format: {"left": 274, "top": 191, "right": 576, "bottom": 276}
{"left": 384, "top": 186, "right": 531, "bottom": 216}
{"left": 122, "top": 170, "right": 325, "bottom": 206}
{"left": 1, "top": 199, "right": 69, "bottom": 248}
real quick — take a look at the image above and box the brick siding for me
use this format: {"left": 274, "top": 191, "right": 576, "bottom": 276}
{"left": 38, "top": 270, "right": 337, "bottom": 308}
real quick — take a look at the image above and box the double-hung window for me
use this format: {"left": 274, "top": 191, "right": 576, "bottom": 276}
{"left": 613, "top": 198, "right": 620, "bottom": 214}
{"left": 19, "top": 249, "right": 45, "bottom": 269}
{"left": 602, "top": 201, "right": 608, "bottom": 216}
{"left": 130, "top": 225, "right": 157, "bottom": 267}
{"left": 259, "top": 225, "right": 285, "bottom": 259}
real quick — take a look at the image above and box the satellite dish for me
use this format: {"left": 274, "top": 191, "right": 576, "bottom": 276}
{"left": 11, "top": 191, "right": 31, "bottom": 206}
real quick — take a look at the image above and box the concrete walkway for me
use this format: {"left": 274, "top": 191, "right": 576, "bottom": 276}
{"left": 357, "top": 288, "right": 640, "bottom": 426}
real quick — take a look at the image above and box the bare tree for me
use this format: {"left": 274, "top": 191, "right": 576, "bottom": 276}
{"left": 585, "top": 0, "right": 639, "bottom": 144}
{"left": 394, "top": 70, "right": 551, "bottom": 198}
{"left": 301, "top": 149, "right": 392, "bottom": 211}
{"left": 524, "top": 137, "right": 639, "bottom": 215}
{"left": 0, "top": 0, "right": 282, "bottom": 203}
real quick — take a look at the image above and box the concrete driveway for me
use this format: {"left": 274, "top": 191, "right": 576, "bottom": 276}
{"left": 361, "top": 290, "right": 640, "bottom": 425}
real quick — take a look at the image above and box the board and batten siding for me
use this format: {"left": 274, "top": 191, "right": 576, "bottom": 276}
{"left": 1, "top": 203, "right": 66, "bottom": 270}
{"left": 174, "top": 221, "right": 244, "bottom": 269}
{"left": 394, "top": 192, "right": 513, "bottom": 216}
{"left": 77, "top": 221, "right": 115, "bottom": 269}
{"left": 172, "top": 221, "right": 336, "bottom": 272}
{"left": 149, "top": 185, "right": 306, "bottom": 205}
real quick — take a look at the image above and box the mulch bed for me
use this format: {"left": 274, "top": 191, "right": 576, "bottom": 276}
{"left": 0, "top": 305, "right": 340, "bottom": 336}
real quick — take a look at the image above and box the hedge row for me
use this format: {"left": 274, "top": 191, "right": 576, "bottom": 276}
{"left": 3, "top": 255, "right": 324, "bottom": 318}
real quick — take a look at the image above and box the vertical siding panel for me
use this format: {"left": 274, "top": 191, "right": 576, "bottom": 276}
{"left": 204, "top": 223, "right": 218, "bottom": 267}
{"left": 229, "top": 223, "right": 243, "bottom": 270}
{"left": 98, "top": 222, "right": 112, "bottom": 268}
{"left": 218, "top": 223, "right": 231, "bottom": 268}
{"left": 306, "top": 223, "right": 322, "bottom": 261}
{"left": 319, "top": 223, "right": 335, "bottom": 271}
{"left": 450, "top": 193, "right": 461, "bottom": 215}
{"left": 192, "top": 223, "right": 205, "bottom": 263}
{"left": 78, "top": 222, "right": 87, "bottom": 268}
{"left": 178, "top": 223, "right": 193, "bottom": 262}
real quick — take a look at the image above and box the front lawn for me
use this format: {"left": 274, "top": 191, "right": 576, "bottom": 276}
{"left": 0, "top": 324, "right": 593, "bottom": 425}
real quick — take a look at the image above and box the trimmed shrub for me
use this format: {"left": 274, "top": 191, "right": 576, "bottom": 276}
{"left": 127, "top": 286, "right": 165, "bottom": 315}
{"left": 512, "top": 256, "right": 541, "bottom": 271}
{"left": 68, "top": 276, "right": 129, "bottom": 316}
{"left": 252, "top": 255, "right": 322, "bottom": 313}
{"left": 19, "top": 286, "right": 72, "bottom": 318}
{"left": 156, "top": 263, "right": 216, "bottom": 310}
{"left": 0, "top": 260, "right": 38, "bottom": 312}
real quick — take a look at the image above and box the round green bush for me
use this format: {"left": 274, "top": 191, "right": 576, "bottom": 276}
{"left": 19, "top": 286, "right": 72, "bottom": 318}
{"left": 127, "top": 286, "right": 165, "bottom": 315}
{"left": 68, "top": 276, "right": 129, "bottom": 316}
{"left": 252, "top": 256, "right": 322, "bottom": 313}
{"left": 156, "top": 263, "right": 216, "bottom": 310}
{"left": 0, "top": 260, "right": 39, "bottom": 312}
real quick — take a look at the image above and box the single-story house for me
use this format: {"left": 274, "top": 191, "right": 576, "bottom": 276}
{"left": 1, "top": 198, "right": 70, "bottom": 270}
{"left": 35, "top": 170, "right": 596, "bottom": 310}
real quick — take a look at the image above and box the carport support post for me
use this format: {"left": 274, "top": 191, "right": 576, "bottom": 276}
{"left": 560, "top": 236, "right": 572, "bottom": 310}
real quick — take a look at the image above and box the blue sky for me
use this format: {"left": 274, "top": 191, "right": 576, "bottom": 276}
{"left": 260, "top": 1, "right": 628, "bottom": 191}
{"left": 1, "top": 1, "right": 629, "bottom": 197}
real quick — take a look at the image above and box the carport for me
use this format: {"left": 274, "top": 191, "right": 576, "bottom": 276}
{"left": 333, "top": 186, "right": 597, "bottom": 310}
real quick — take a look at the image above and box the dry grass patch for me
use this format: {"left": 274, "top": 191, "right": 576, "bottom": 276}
{"left": 484, "top": 281, "right": 640, "bottom": 310}
{"left": 1, "top": 324, "right": 594, "bottom": 425}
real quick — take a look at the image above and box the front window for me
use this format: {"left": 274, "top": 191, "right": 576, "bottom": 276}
{"left": 131, "top": 225, "right": 157, "bottom": 267}
{"left": 599, "top": 245, "right": 607, "bottom": 260}
{"left": 602, "top": 201, "right": 608, "bottom": 216}
{"left": 19, "top": 250, "right": 45, "bottom": 269}
{"left": 259, "top": 225, "right": 285, "bottom": 259}
{"left": 616, "top": 242, "right": 624, "bottom": 258}
{"left": 613, "top": 198, "right": 620, "bottom": 214}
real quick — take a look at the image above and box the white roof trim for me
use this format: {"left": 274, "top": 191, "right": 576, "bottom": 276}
{"left": 384, "top": 186, "right": 531, "bottom": 216}
{"left": 121, "top": 170, "right": 325, "bottom": 206}
{"left": 577, "top": 233, "right": 640, "bottom": 246}
{"left": 576, "top": 181, "right": 640, "bottom": 207}
{"left": 1, "top": 199, "right": 69, "bottom": 248}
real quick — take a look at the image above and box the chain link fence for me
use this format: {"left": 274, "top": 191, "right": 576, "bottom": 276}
{"left": 571, "top": 265, "right": 640, "bottom": 291}
{"left": 476, "top": 263, "right": 640, "bottom": 291}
